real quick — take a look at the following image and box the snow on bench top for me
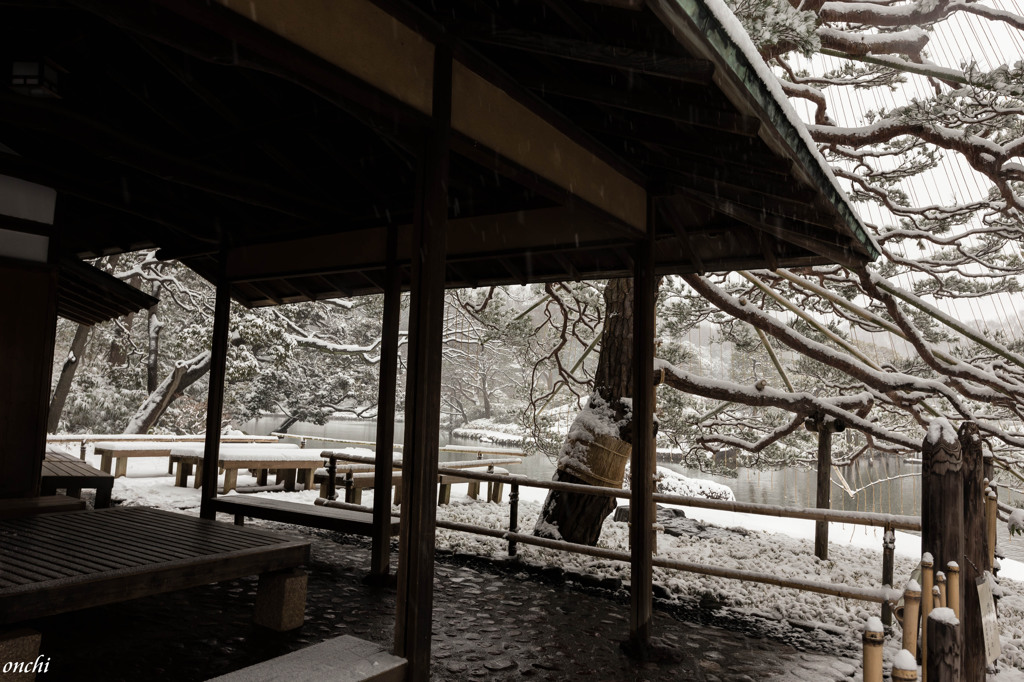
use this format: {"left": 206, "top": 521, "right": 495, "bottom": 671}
{"left": 94, "top": 440, "right": 293, "bottom": 451}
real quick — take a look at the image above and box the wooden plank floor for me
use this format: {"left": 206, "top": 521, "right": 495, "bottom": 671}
{"left": 0, "top": 506, "right": 310, "bottom": 625}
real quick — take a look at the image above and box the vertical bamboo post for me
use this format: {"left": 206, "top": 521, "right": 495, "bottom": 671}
{"left": 892, "top": 650, "right": 919, "bottom": 681}
{"left": 946, "top": 563, "right": 959, "bottom": 619}
{"left": 936, "top": 572, "right": 946, "bottom": 609}
{"left": 903, "top": 581, "right": 922, "bottom": 659}
{"left": 921, "top": 554, "right": 934, "bottom": 667}
{"left": 882, "top": 526, "right": 896, "bottom": 626}
{"left": 986, "top": 487, "right": 998, "bottom": 569}
{"left": 932, "top": 586, "right": 941, "bottom": 609}
{"left": 863, "top": 617, "right": 884, "bottom": 682}
{"left": 926, "top": 608, "right": 960, "bottom": 682}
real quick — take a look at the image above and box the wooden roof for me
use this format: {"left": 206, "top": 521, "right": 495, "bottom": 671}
{"left": 1, "top": 0, "right": 877, "bottom": 307}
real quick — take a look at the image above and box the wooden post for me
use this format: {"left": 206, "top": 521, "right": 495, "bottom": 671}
{"left": 200, "top": 251, "right": 231, "bottom": 520}
{"left": 960, "top": 421, "right": 988, "bottom": 682}
{"left": 369, "top": 225, "right": 401, "bottom": 584}
{"left": 920, "top": 421, "right": 963, "bottom": 622}
{"left": 920, "top": 554, "right": 933, "bottom": 669}
{"left": 903, "top": 581, "right": 921, "bottom": 659}
{"left": 628, "top": 197, "right": 657, "bottom": 653}
{"left": 863, "top": 618, "right": 884, "bottom": 682}
{"left": 946, "top": 563, "right": 959, "bottom": 619}
{"left": 0, "top": 261, "right": 57, "bottom": 500}
{"left": 394, "top": 44, "right": 450, "bottom": 681}
{"left": 811, "top": 415, "right": 835, "bottom": 561}
{"left": 508, "top": 481, "right": 519, "bottom": 557}
{"left": 925, "top": 608, "right": 960, "bottom": 682}
{"left": 882, "top": 526, "right": 896, "bottom": 626}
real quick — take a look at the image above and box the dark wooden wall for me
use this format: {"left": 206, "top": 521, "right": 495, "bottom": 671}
{"left": 0, "top": 260, "right": 57, "bottom": 498}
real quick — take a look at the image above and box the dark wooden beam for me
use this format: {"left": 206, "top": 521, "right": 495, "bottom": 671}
{"left": 553, "top": 252, "right": 581, "bottom": 281}
{"left": 395, "top": 45, "right": 451, "bottom": 681}
{"left": 370, "top": 225, "right": 401, "bottom": 583}
{"left": 0, "top": 90, "right": 348, "bottom": 225}
{"left": 682, "top": 191, "right": 863, "bottom": 268}
{"left": 658, "top": 200, "right": 705, "bottom": 274}
{"left": 519, "top": 76, "right": 760, "bottom": 136}
{"left": 498, "top": 257, "right": 527, "bottom": 285}
{"left": 660, "top": 173, "right": 831, "bottom": 226}
{"left": 199, "top": 250, "right": 231, "bottom": 520}
{"left": 462, "top": 26, "right": 714, "bottom": 84}
{"left": 629, "top": 197, "right": 657, "bottom": 652}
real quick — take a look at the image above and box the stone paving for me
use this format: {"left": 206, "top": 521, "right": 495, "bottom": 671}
{"left": 21, "top": 522, "right": 862, "bottom": 681}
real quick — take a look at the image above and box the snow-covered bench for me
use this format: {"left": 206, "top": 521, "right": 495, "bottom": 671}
{"left": 170, "top": 447, "right": 326, "bottom": 493}
{"left": 93, "top": 438, "right": 288, "bottom": 477}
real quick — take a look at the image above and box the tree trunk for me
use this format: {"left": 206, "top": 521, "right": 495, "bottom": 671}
{"left": 47, "top": 323, "right": 90, "bottom": 432}
{"left": 123, "top": 335, "right": 242, "bottom": 434}
{"left": 146, "top": 282, "right": 163, "bottom": 394}
{"left": 535, "top": 278, "right": 634, "bottom": 545}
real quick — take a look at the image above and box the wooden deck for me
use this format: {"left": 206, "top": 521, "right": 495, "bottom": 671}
{"left": 0, "top": 506, "right": 310, "bottom": 625}
{"left": 41, "top": 450, "right": 113, "bottom": 508}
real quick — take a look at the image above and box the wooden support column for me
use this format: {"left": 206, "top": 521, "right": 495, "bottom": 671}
{"left": 959, "top": 421, "right": 987, "bottom": 682}
{"left": 628, "top": 201, "right": 656, "bottom": 652}
{"left": 369, "top": 226, "right": 401, "bottom": 583}
{"left": 0, "top": 260, "right": 57, "bottom": 499}
{"left": 807, "top": 414, "right": 841, "bottom": 561}
{"left": 199, "top": 252, "right": 232, "bottom": 520}
{"left": 920, "top": 419, "right": 964, "bottom": 668}
{"left": 394, "top": 45, "right": 451, "bottom": 680}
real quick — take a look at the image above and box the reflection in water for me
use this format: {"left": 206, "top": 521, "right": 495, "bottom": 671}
{"left": 242, "top": 417, "right": 1023, "bottom": 515}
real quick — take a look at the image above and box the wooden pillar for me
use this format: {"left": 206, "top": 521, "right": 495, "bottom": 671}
{"left": 394, "top": 45, "right": 451, "bottom": 680}
{"left": 369, "top": 226, "right": 401, "bottom": 583}
{"left": 0, "top": 261, "right": 57, "bottom": 499}
{"left": 958, "top": 421, "right": 986, "bottom": 682}
{"left": 628, "top": 200, "right": 656, "bottom": 652}
{"left": 926, "top": 609, "right": 960, "bottom": 682}
{"left": 199, "top": 253, "right": 231, "bottom": 520}
{"left": 882, "top": 526, "right": 896, "bottom": 626}
{"left": 921, "top": 421, "right": 963, "bottom": 599}
{"left": 807, "top": 414, "right": 840, "bottom": 561}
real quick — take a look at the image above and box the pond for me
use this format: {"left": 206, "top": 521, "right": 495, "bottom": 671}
{"left": 244, "top": 416, "right": 937, "bottom": 514}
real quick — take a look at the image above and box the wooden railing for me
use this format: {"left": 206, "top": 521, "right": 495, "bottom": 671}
{"left": 428, "top": 467, "right": 914, "bottom": 611}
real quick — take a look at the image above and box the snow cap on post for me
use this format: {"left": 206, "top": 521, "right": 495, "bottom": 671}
{"left": 924, "top": 418, "right": 962, "bottom": 474}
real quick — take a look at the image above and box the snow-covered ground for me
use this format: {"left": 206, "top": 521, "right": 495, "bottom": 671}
{"left": 83, "top": 447, "right": 1024, "bottom": 679}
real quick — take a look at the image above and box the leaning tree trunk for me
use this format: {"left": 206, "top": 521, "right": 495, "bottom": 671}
{"left": 47, "top": 323, "right": 91, "bottom": 432}
{"left": 534, "top": 278, "right": 635, "bottom": 546}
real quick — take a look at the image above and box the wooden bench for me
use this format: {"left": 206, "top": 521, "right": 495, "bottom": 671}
{"left": 170, "top": 449, "right": 326, "bottom": 493}
{"left": 208, "top": 634, "right": 406, "bottom": 682}
{"left": 95, "top": 440, "right": 297, "bottom": 478}
{"left": 0, "top": 507, "right": 310, "bottom": 631}
{"left": 50, "top": 434, "right": 280, "bottom": 461}
{"left": 314, "top": 455, "right": 520, "bottom": 505}
{"left": 212, "top": 496, "right": 400, "bottom": 537}
{"left": 41, "top": 448, "right": 114, "bottom": 508}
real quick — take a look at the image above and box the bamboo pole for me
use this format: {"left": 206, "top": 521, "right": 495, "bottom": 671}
{"left": 936, "top": 573, "right": 946, "bottom": 610}
{"left": 754, "top": 327, "right": 794, "bottom": 391}
{"left": 986, "top": 487, "right": 998, "bottom": 569}
{"left": 863, "top": 618, "right": 884, "bottom": 682}
{"left": 892, "top": 649, "right": 919, "bottom": 681}
{"left": 946, "top": 563, "right": 960, "bottom": 619}
{"left": 903, "top": 581, "right": 922, "bottom": 658}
